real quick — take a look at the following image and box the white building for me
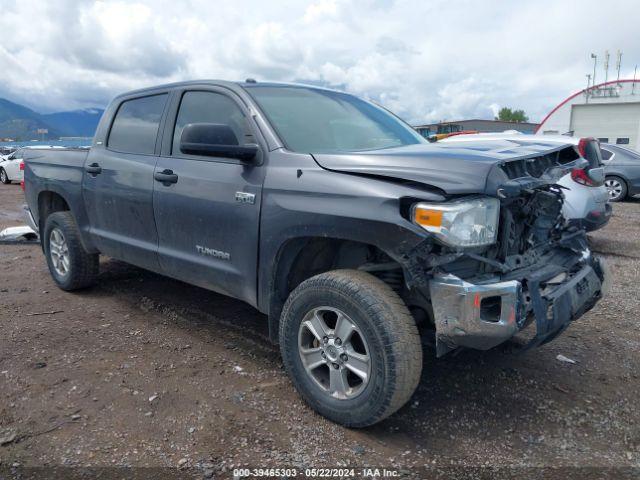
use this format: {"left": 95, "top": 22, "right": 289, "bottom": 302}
{"left": 536, "top": 79, "right": 640, "bottom": 150}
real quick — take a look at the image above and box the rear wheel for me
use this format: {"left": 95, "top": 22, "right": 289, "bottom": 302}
{"left": 279, "top": 269, "right": 422, "bottom": 427}
{"left": 0, "top": 168, "right": 9, "bottom": 184}
{"left": 605, "top": 176, "right": 627, "bottom": 202}
{"left": 43, "top": 212, "right": 98, "bottom": 290}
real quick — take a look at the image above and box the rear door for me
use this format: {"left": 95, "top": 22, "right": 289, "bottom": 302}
{"left": 82, "top": 93, "right": 169, "bottom": 271}
{"left": 153, "top": 87, "right": 265, "bottom": 306}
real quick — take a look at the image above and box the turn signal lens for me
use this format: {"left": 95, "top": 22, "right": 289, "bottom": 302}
{"left": 414, "top": 208, "right": 443, "bottom": 228}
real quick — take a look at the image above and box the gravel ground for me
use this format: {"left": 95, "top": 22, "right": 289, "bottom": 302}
{"left": 0, "top": 184, "right": 639, "bottom": 479}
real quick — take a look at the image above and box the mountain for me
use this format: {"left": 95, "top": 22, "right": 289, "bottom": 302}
{"left": 0, "top": 98, "right": 104, "bottom": 141}
{"left": 42, "top": 108, "right": 104, "bottom": 138}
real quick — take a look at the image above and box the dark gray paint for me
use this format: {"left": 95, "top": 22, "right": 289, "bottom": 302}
{"left": 21, "top": 81, "right": 590, "bottom": 323}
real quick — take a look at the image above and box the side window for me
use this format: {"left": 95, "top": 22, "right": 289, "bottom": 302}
{"left": 172, "top": 91, "right": 250, "bottom": 155}
{"left": 601, "top": 149, "right": 613, "bottom": 161}
{"left": 108, "top": 94, "right": 167, "bottom": 154}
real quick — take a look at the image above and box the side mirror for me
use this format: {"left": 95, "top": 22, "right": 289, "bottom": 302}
{"left": 180, "top": 123, "right": 258, "bottom": 162}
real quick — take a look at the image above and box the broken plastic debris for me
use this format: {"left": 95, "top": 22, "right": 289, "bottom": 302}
{"left": 556, "top": 354, "right": 577, "bottom": 364}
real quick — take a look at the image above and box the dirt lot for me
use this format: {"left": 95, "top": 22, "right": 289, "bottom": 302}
{"left": 1, "top": 183, "right": 639, "bottom": 478}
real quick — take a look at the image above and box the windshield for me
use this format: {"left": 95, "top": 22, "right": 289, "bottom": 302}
{"left": 245, "top": 85, "right": 425, "bottom": 153}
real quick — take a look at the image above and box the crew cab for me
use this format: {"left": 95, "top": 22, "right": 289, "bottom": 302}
{"left": 23, "top": 81, "right": 609, "bottom": 427}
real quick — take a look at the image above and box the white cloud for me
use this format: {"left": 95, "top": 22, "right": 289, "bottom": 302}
{"left": 0, "top": 0, "right": 639, "bottom": 123}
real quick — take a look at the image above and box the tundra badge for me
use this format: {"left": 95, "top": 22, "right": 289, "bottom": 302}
{"left": 235, "top": 192, "right": 256, "bottom": 204}
{"left": 196, "top": 245, "right": 230, "bottom": 260}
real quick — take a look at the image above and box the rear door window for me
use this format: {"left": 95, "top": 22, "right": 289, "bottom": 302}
{"left": 108, "top": 94, "right": 168, "bottom": 154}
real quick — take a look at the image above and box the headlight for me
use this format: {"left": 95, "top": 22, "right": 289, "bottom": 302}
{"left": 412, "top": 196, "right": 500, "bottom": 247}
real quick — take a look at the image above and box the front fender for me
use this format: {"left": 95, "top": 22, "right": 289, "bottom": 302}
{"left": 257, "top": 150, "right": 443, "bottom": 315}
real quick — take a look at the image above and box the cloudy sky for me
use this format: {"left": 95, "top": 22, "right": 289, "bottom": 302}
{"left": 1, "top": 0, "right": 639, "bottom": 124}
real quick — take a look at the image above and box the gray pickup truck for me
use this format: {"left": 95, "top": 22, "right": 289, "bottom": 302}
{"left": 24, "top": 80, "right": 608, "bottom": 427}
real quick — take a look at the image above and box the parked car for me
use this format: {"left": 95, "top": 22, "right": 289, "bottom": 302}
{"left": 600, "top": 143, "right": 640, "bottom": 202}
{"left": 440, "top": 132, "right": 611, "bottom": 232}
{"left": 0, "top": 146, "right": 18, "bottom": 156}
{"left": 23, "top": 81, "right": 608, "bottom": 427}
{"left": 0, "top": 147, "right": 26, "bottom": 184}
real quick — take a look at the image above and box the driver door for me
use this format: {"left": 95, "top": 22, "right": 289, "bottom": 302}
{"left": 153, "top": 88, "right": 265, "bottom": 306}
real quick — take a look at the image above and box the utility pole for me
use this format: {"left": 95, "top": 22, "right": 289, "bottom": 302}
{"left": 616, "top": 50, "right": 622, "bottom": 83}
{"left": 591, "top": 53, "right": 598, "bottom": 90}
{"left": 604, "top": 50, "right": 610, "bottom": 84}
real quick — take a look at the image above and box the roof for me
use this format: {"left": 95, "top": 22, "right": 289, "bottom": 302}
{"left": 111, "top": 80, "right": 343, "bottom": 101}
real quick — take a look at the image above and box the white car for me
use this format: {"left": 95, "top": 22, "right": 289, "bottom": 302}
{"left": 439, "top": 132, "right": 611, "bottom": 232}
{"left": 0, "top": 147, "right": 26, "bottom": 184}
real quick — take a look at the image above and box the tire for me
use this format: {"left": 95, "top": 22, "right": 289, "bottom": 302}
{"left": 43, "top": 211, "right": 98, "bottom": 291}
{"left": 279, "top": 269, "right": 422, "bottom": 427}
{"left": 0, "top": 168, "right": 9, "bottom": 184}
{"left": 605, "top": 176, "right": 627, "bottom": 202}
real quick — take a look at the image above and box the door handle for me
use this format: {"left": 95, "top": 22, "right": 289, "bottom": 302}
{"left": 85, "top": 163, "right": 102, "bottom": 175}
{"left": 154, "top": 169, "right": 178, "bottom": 185}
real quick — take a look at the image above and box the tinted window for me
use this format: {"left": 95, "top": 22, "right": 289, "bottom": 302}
{"left": 616, "top": 137, "right": 630, "bottom": 145}
{"left": 173, "top": 91, "right": 250, "bottom": 155}
{"left": 246, "top": 86, "right": 424, "bottom": 153}
{"left": 598, "top": 137, "right": 609, "bottom": 143}
{"left": 601, "top": 149, "right": 613, "bottom": 161}
{"left": 108, "top": 94, "right": 167, "bottom": 154}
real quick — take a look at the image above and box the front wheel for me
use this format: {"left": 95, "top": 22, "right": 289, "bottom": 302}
{"left": 605, "top": 176, "right": 627, "bottom": 202}
{"left": 279, "top": 269, "right": 423, "bottom": 427}
{"left": 0, "top": 168, "right": 9, "bottom": 184}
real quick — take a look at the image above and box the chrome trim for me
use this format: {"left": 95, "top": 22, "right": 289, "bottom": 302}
{"left": 430, "top": 273, "right": 521, "bottom": 353}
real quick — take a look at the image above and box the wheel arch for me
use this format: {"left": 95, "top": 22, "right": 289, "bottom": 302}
{"left": 36, "top": 189, "right": 98, "bottom": 253}
{"left": 265, "top": 236, "right": 408, "bottom": 343}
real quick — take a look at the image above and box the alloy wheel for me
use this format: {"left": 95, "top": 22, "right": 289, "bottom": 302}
{"left": 49, "top": 228, "right": 71, "bottom": 277}
{"left": 298, "top": 306, "right": 371, "bottom": 400}
{"left": 605, "top": 178, "right": 623, "bottom": 201}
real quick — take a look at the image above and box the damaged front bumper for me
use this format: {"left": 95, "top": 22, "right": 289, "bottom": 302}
{"left": 429, "top": 250, "right": 609, "bottom": 356}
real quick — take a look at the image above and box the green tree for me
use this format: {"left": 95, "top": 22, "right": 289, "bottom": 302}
{"left": 495, "top": 107, "right": 529, "bottom": 123}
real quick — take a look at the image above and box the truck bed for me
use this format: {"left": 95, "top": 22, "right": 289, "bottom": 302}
{"left": 23, "top": 147, "right": 91, "bottom": 233}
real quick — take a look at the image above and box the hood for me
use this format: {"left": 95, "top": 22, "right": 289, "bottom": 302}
{"left": 312, "top": 141, "right": 579, "bottom": 195}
